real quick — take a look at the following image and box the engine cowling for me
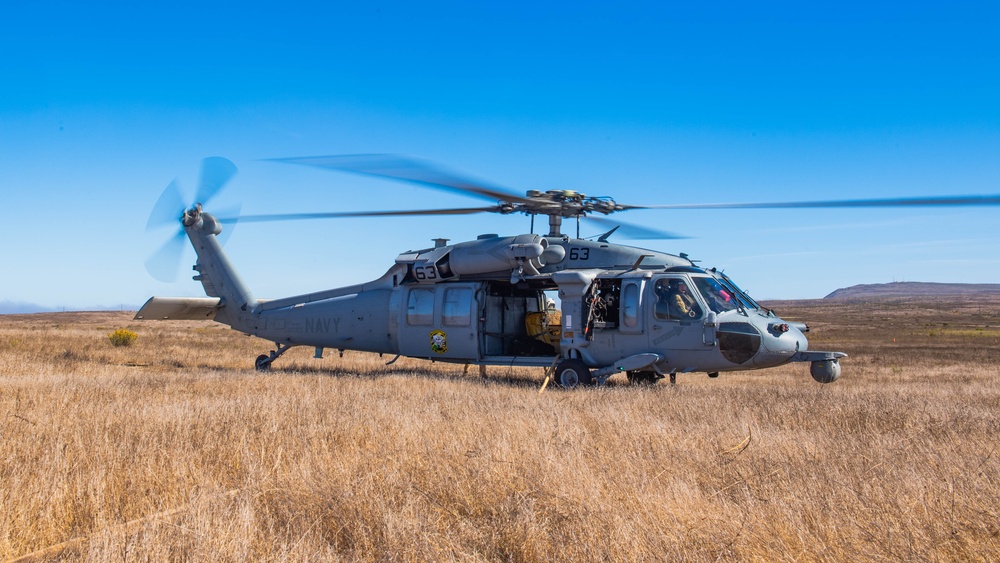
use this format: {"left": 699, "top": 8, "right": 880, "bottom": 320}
{"left": 438, "top": 234, "right": 550, "bottom": 277}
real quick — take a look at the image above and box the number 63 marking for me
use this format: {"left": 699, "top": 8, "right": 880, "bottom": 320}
{"left": 413, "top": 265, "right": 437, "bottom": 280}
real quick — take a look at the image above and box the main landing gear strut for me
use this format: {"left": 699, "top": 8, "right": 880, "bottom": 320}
{"left": 254, "top": 343, "right": 292, "bottom": 372}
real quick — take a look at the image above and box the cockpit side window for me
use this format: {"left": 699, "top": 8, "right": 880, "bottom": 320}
{"left": 692, "top": 277, "right": 739, "bottom": 314}
{"left": 653, "top": 278, "right": 703, "bottom": 320}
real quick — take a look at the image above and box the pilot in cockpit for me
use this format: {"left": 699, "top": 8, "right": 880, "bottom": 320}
{"left": 671, "top": 281, "right": 699, "bottom": 318}
{"left": 655, "top": 279, "right": 701, "bottom": 319}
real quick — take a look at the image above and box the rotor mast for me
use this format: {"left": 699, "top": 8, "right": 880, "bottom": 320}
{"left": 547, "top": 214, "right": 563, "bottom": 237}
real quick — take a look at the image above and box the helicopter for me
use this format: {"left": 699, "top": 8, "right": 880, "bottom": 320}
{"left": 136, "top": 155, "right": 1000, "bottom": 387}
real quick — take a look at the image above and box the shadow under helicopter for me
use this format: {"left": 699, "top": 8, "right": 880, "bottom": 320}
{"left": 243, "top": 362, "right": 653, "bottom": 390}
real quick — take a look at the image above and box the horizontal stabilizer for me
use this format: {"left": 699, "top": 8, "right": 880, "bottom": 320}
{"left": 134, "top": 297, "right": 223, "bottom": 320}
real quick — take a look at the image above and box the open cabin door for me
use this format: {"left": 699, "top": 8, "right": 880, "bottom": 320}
{"left": 480, "top": 282, "right": 560, "bottom": 359}
{"left": 398, "top": 284, "right": 480, "bottom": 360}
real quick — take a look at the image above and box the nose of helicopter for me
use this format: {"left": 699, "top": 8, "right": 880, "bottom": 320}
{"left": 753, "top": 316, "right": 809, "bottom": 367}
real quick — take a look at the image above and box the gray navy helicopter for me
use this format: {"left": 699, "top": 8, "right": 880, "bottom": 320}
{"left": 137, "top": 155, "right": 999, "bottom": 387}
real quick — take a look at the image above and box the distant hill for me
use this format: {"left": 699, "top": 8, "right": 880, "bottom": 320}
{"left": 824, "top": 282, "right": 1000, "bottom": 300}
{"left": 0, "top": 301, "right": 55, "bottom": 314}
{"left": 0, "top": 301, "right": 139, "bottom": 314}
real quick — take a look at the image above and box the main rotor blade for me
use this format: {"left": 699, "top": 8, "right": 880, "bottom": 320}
{"left": 213, "top": 204, "right": 241, "bottom": 247}
{"left": 146, "top": 180, "right": 185, "bottom": 231}
{"left": 267, "top": 154, "right": 535, "bottom": 205}
{"left": 583, "top": 215, "right": 686, "bottom": 240}
{"left": 194, "top": 156, "right": 238, "bottom": 206}
{"left": 144, "top": 229, "right": 187, "bottom": 282}
{"left": 626, "top": 194, "right": 1000, "bottom": 211}
{"left": 219, "top": 206, "right": 504, "bottom": 224}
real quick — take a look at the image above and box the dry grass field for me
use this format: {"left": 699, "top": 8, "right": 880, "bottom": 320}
{"left": 2, "top": 296, "right": 999, "bottom": 561}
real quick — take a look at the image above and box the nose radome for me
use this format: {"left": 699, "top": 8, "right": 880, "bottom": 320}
{"left": 754, "top": 318, "right": 808, "bottom": 366}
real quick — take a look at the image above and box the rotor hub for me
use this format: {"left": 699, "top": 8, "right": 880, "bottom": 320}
{"left": 516, "top": 190, "right": 621, "bottom": 219}
{"left": 182, "top": 204, "right": 203, "bottom": 227}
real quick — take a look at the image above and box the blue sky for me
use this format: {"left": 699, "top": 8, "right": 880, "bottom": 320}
{"left": 2, "top": 1, "right": 998, "bottom": 309}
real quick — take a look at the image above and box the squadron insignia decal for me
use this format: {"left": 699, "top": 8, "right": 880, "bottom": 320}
{"left": 430, "top": 330, "right": 448, "bottom": 354}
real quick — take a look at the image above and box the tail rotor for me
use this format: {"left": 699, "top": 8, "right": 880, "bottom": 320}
{"left": 144, "top": 157, "right": 238, "bottom": 282}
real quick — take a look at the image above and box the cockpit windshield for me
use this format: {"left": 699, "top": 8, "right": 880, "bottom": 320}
{"left": 690, "top": 277, "right": 740, "bottom": 314}
{"left": 715, "top": 272, "right": 760, "bottom": 311}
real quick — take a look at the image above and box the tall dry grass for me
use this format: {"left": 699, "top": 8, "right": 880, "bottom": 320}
{"left": 1, "top": 299, "right": 999, "bottom": 561}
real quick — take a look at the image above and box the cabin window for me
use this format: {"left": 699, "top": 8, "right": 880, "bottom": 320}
{"left": 442, "top": 288, "right": 473, "bottom": 326}
{"left": 407, "top": 288, "right": 434, "bottom": 326}
{"left": 622, "top": 283, "right": 639, "bottom": 327}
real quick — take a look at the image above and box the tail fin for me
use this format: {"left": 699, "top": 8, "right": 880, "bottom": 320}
{"left": 184, "top": 208, "right": 258, "bottom": 327}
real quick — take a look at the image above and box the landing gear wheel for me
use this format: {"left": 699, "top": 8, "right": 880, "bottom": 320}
{"left": 554, "top": 359, "right": 592, "bottom": 388}
{"left": 254, "top": 354, "right": 271, "bottom": 372}
{"left": 254, "top": 343, "right": 293, "bottom": 372}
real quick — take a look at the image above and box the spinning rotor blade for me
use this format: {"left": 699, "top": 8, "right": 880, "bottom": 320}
{"left": 194, "top": 156, "right": 238, "bottom": 206}
{"left": 214, "top": 203, "right": 242, "bottom": 246}
{"left": 144, "top": 178, "right": 188, "bottom": 281}
{"left": 145, "top": 180, "right": 185, "bottom": 231}
{"left": 219, "top": 206, "right": 504, "bottom": 224}
{"left": 145, "top": 229, "right": 187, "bottom": 282}
{"left": 583, "top": 216, "right": 686, "bottom": 240}
{"left": 144, "top": 157, "right": 239, "bottom": 281}
{"left": 268, "top": 154, "right": 535, "bottom": 205}
{"left": 626, "top": 193, "right": 1000, "bottom": 211}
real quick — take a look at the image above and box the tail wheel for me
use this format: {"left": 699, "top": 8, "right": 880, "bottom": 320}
{"left": 554, "top": 359, "right": 592, "bottom": 388}
{"left": 254, "top": 354, "right": 271, "bottom": 372}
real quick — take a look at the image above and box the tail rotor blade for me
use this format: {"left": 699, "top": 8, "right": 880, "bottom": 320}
{"left": 145, "top": 229, "right": 188, "bottom": 282}
{"left": 146, "top": 180, "right": 186, "bottom": 232}
{"left": 195, "top": 156, "right": 238, "bottom": 206}
{"left": 145, "top": 157, "right": 240, "bottom": 282}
